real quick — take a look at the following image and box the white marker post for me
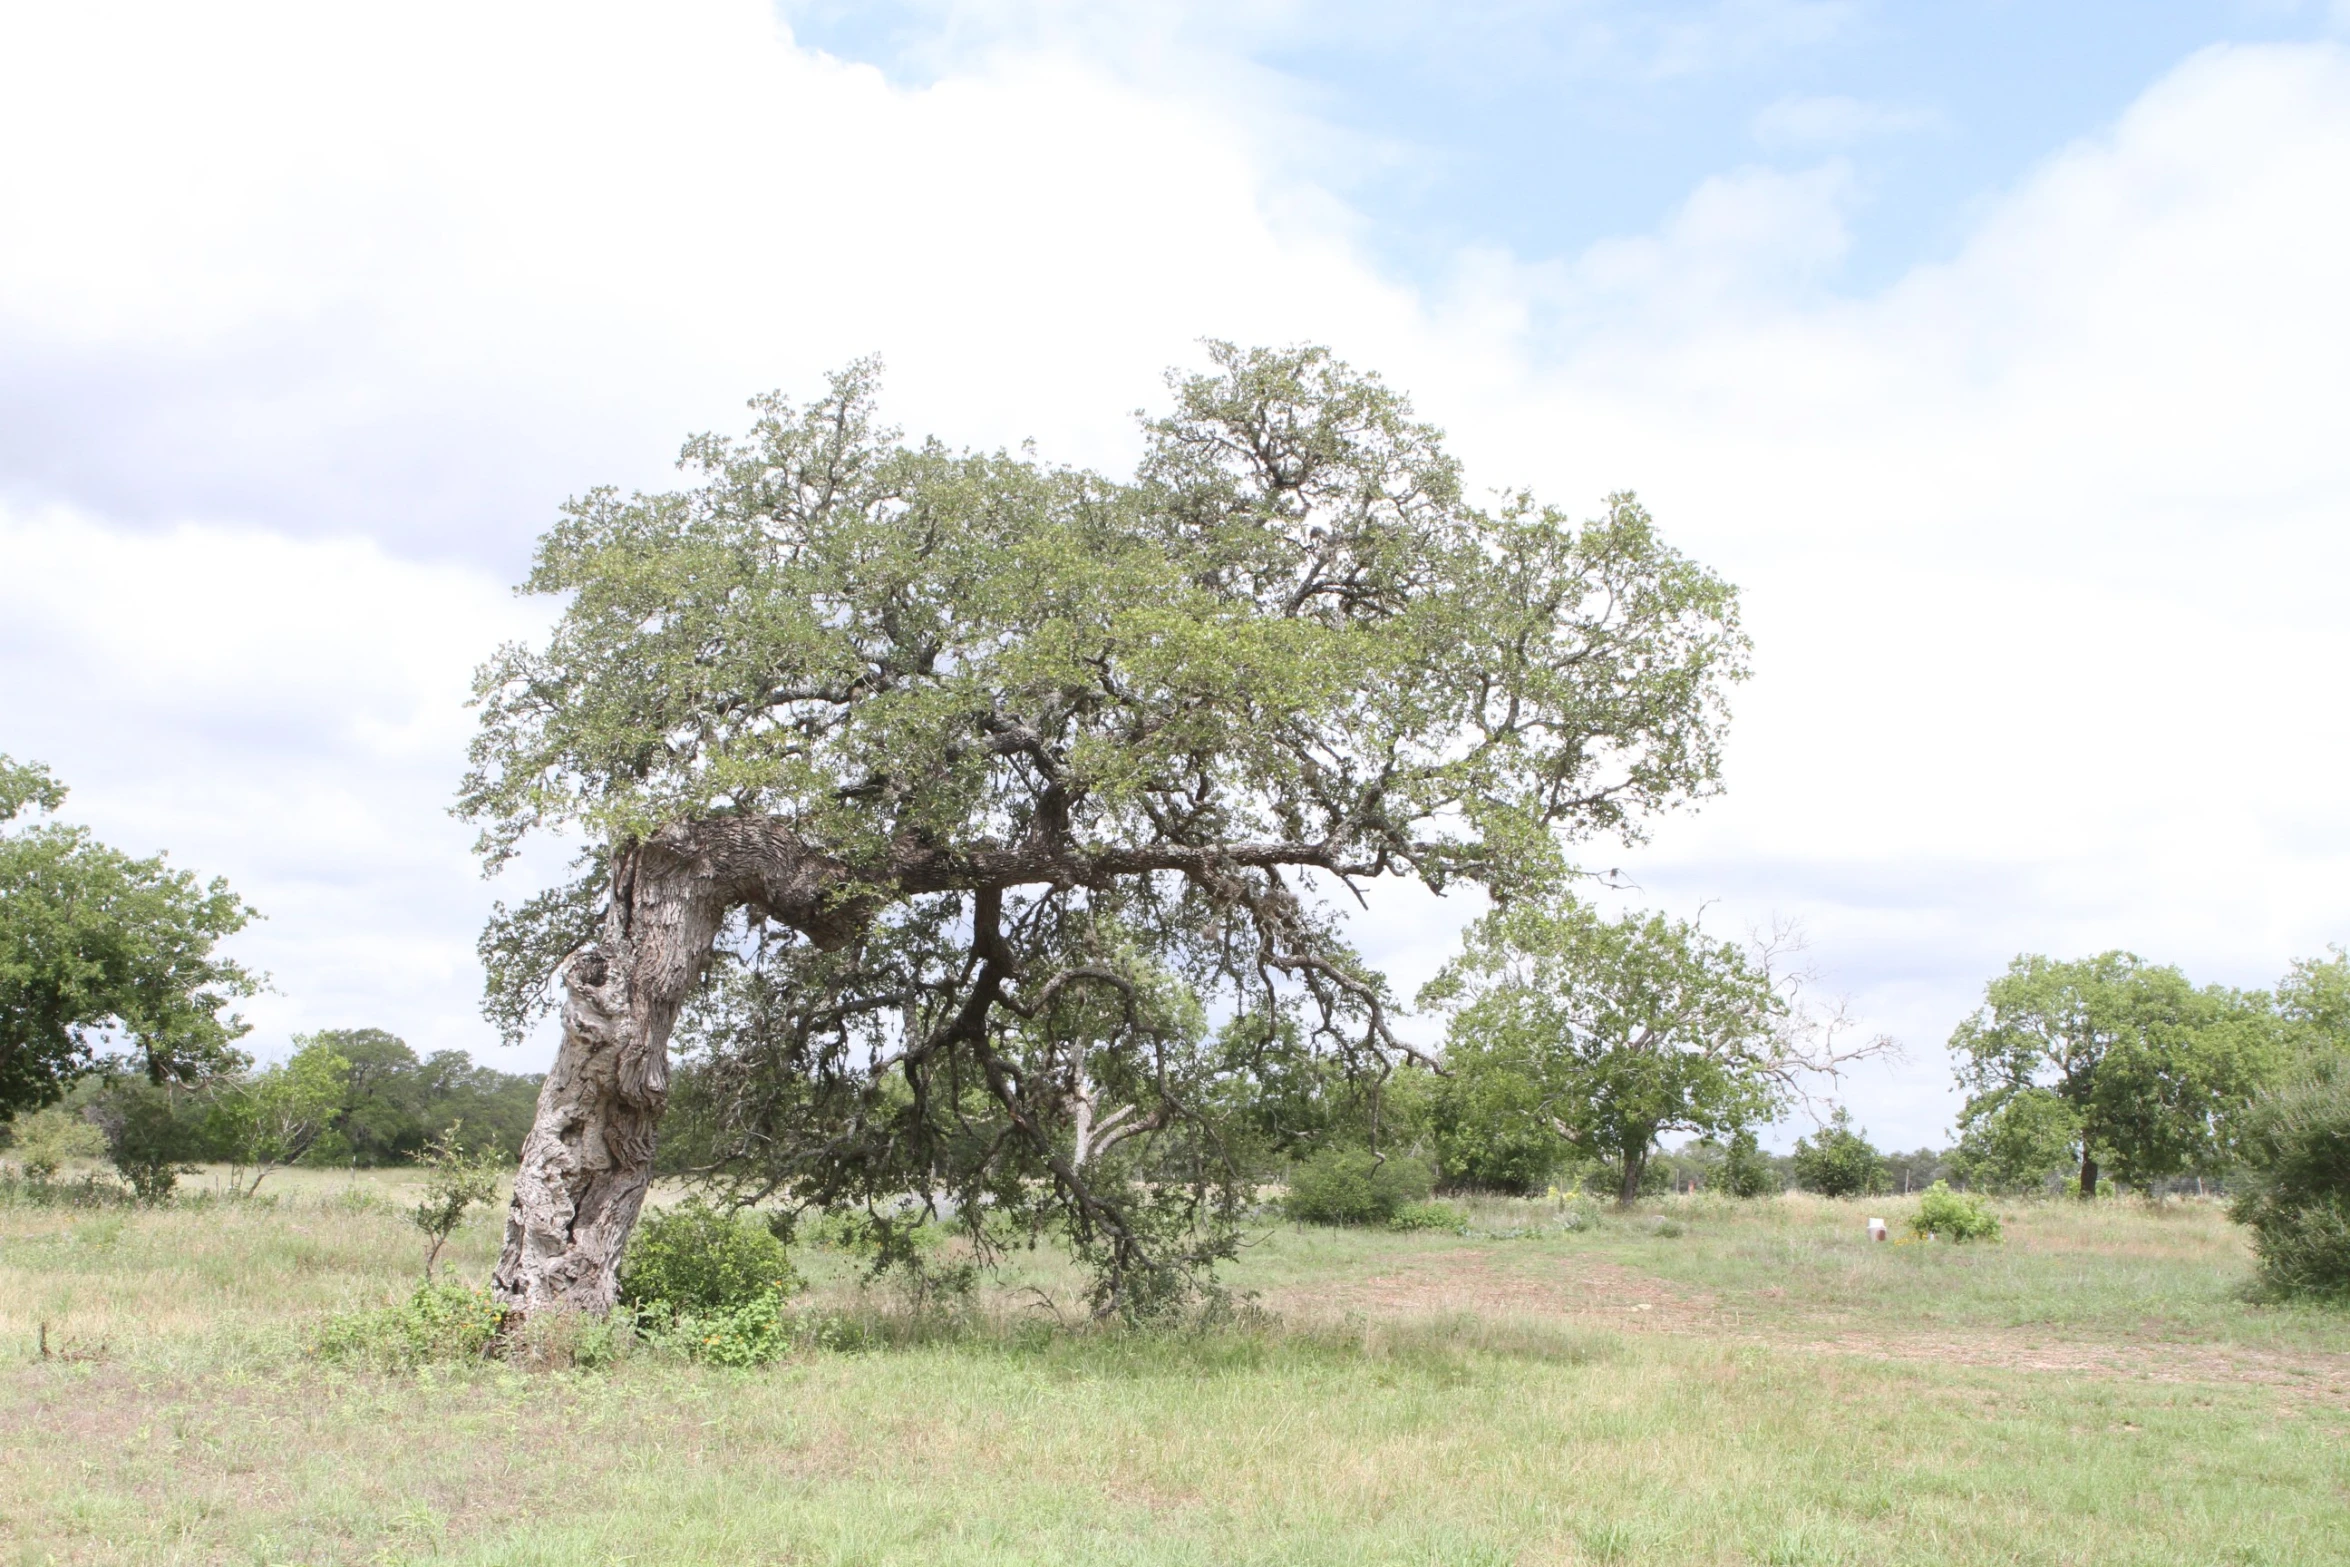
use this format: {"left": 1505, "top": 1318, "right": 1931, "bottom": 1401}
{"left": 1866, "top": 1217, "right": 1888, "bottom": 1243}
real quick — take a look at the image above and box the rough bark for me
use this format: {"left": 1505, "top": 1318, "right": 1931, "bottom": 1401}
{"left": 2078, "top": 1151, "right": 2101, "bottom": 1201}
{"left": 491, "top": 839, "right": 731, "bottom": 1315}
{"left": 1617, "top": 1148, "right": 1647, "bottom": 1207}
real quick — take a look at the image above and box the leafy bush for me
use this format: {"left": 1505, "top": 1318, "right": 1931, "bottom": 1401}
{"left": 1429, "top": 1061, "right": 1561, "bottom": 1193}
{"left": 2231, "top": 1063, "right": 2350, "bottom": 1300}
{"left": 1791, "top": 1109, "right": 1889, "bottom": 1198}
{"left": 1910, "top": 1180, "right": 2001, "bottom": 1242}
{"left": 1719, "top": 1128, "right": 1778, "bottom": 1197}
{"left": 650, "top": 1290, "right": 797, "bottom": 1367}
{"left": 86, "top": 1080, "right": 206, "bottom": 1203}
{"left": 619, "top": 1196, "right": 800, "bottom": 1315}
{"left": 1, "top": 1106, "right": 107, "bottom": 1181}
{"left": 316, "top": 1281, "right": 505, "bottom": 1367}
{"left": 1282, "top": 1147, "right": 1435, "bottom": 1226}
{"left": 1389, "top": 1199, "right": 1468, "bottom": 1233}
{"left": 1952, "top": 1087, "right": 2080, "bottom": 1194}
{"left": 0, "top": 1167, "right": 124, "bottom": 1208}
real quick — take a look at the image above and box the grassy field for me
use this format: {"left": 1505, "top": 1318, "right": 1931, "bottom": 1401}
{"left": 3, "top": 1168, "right": 2346, "bottom": 1566}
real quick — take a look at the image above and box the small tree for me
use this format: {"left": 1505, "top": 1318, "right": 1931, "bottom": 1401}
{"left": 1421, "top": 895, "right": 1884, "bottom": 1206}
{"left": 411, "top": 1124, "right": 505, "bottom": 1282}
{"left": 1719, "top": 1127, "right": 1778, "bottom": 1197}
{"left": 1791, "top": 1108, "right": 1889, "bottom": 1197}
{"left": 213, "top": 1039, "right": 350, "bottom": 1195}
{"left": 1948, "top": 952, "right": 2278, "bottom": 1198}
{"left": 87, "top": 1078, "right": 206, "bottom": 1202}
{"left": 2230, "top": 1057, "right": 2350, "bottom": 1299}
{"left": 1430, "top": 1055, "right": 1563, "bottom": 1193}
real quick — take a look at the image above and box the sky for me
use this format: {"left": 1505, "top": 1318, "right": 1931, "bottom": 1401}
{"left": 2, "top": 0, "right": 2346, "bottom": 1149}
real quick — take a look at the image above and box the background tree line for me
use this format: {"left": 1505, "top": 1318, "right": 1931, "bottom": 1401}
{"left": 5, "top": 1029, "right": 541, "bottom": 1201}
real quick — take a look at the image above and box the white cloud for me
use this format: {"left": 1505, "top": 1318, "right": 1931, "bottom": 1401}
{"left": 0, "top": 504, "right": 546, "bottom": 1061}
{"left": 1, "top": 10, "right": 2344, "bottom": 1146}
{"left": 1751, "top": 93, "right": 1943, "bottom": 149}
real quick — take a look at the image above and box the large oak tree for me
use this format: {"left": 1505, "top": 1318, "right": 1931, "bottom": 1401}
{"left": 462, "top": 344, "right": 1747, "bottom": 1315}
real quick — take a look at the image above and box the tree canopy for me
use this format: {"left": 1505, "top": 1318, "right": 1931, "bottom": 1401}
{"left": 1947, "top": 951, "right": 2279, "bottom": 1196}
{"left": 461, "top": 343, "right": 1750, "bottom": 1314}
{"left": 1420, "top": 895, "right": 1862, "bottom": 1203}
{"left": 0, "top": 756, "right": 260, "bottom": 1120}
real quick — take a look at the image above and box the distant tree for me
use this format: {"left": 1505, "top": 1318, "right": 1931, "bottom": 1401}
{"left": 2278, "top": 947, "right": 2349, "bottom": 1060}
{"left": 1947, "top": 952, "right": 2279, "bottom": 1198}
{"left": 1420, "top": 896, "right": 1883, "bottom": 1205}
{"left": 1, "top": 1105, "right": 106, "bottom": 1182}
{"left": 1883, "top": 1145, "right": 1952, "bottom": 1194}
{"left": 304, "top": 1027, "right": 427, "bottom": 1164}
{"left": 1428, "top": 1051, "right": 1563, "bottom": 1193}
{"left": 211, "top": 1038, "right": 351, "bottom": 1195}
{"left": 0, "top": 756, "right": 261, "bottom": 1120}
{"left": 1718, "top": 1127, "right": 1779, "bottom": 1197}
{"left": 276, "top": 1028, "right": 543, "bottom": 1166}
{"left": 1951, "top": 1086, "right": 2080, "bottom": 1195}
{"left": 1791, "top": 1108, "right": 1889, "bottom": 1197}
{"left": 456, "top": 346, "right": 1749, "bottom": 1315}
{"left": 412, "top": 1049, "right": 542, "bottom": 1159}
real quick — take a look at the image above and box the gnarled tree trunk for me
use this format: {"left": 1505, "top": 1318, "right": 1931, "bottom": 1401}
{"left": 490, "top": 843, "right": 726, "bottom": 1316}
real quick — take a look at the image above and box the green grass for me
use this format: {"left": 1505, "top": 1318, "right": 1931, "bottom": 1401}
{"left": 3, "top": 1169, "right": 2345, "bottom": 1565}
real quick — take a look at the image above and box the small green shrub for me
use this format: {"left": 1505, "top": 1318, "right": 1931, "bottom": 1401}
{"left": 1719, "top": 1128, "right": 1778, "bottom": 1198}
{"left": 651, "top": 1290, "right": 796, "bottom": 1367}
{"left": 1910, "top": 1181, "right": 2001, "bottom": 1242}
{"left": 1389, "top": 1199, "right": 1468, "bottom": 1233}
{"left": 2232, "top": 1063, "right": 2350, "bottom": 1300}
{"left": 1791, "top": 1109, "right": 1890, "bottom": 1198}
{"left": 3, "top": 1107, "right": 108, "bottom": 1182}
{"left": 619, "top": 1196, "right": 800, "bottom": 1315}
{"left": 88, "top": 1081, "right": 206, "bottom": 1204}
{"left": 1282, "top": 1147, "right": 1435, "bottom": 1226}
{"left": 316, "top": 1281, "right": 505, "bottom": 1367}
{"left": 409, "top": 1124, "right": 504, "bottom": 1281}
